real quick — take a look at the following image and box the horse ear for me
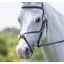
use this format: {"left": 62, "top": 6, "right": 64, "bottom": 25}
{"left": 21, "top": 2, "right": 26, "bottom": 5}
{"left": 22, "top": 2, "right": 31, "bottom": 6}
{"left": 22, "top": 2, "right": 25, "bottom": 4}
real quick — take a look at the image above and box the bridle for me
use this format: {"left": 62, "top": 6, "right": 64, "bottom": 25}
{"left": 19, "top": 3, "right": 47, "bottom": 53}
{"left": 19, "top": 3, "right": 64, "bottom": 53}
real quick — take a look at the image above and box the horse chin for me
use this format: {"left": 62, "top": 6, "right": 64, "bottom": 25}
{"left": 18, "top": 52, "right": 33, "bottom": 59}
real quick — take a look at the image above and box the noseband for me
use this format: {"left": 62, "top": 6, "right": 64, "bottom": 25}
{"left": 19, "top": 3, "right": 64, "bottom": 53}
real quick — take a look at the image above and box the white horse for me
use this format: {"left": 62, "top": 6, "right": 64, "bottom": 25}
{"left": 16, "top": 2, "right": 64, "bottom": 62}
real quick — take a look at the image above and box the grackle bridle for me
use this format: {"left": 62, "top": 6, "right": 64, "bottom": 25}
{"left": 19, "top": 3, "right": 64, "bottom": 53}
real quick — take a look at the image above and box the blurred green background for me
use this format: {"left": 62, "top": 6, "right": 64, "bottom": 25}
{"left": 0, "top": 28, "right": 44, "bottom": 62}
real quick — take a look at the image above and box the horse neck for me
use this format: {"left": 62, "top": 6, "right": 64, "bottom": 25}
{"left": 43, "top": 3, "right": 64, "bottom": 43}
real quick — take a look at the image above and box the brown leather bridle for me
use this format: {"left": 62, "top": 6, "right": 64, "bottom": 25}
{"left": 19, "top": 3, "right": 48, "bottom": 53}
{"left": 19, "top": 3, "right": 64, "bottom": 53}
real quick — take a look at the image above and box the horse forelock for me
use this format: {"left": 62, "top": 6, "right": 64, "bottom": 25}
{"left": 22, "top": 2, "right": 43, "bottom": 7}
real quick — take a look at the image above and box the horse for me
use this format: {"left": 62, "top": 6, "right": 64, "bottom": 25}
{"left": 16, "top": 2, "right": 64, "bottom": 62}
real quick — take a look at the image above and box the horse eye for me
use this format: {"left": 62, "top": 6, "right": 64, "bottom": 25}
{"left": 36, "top": 18, "right": 41, "bottom": 22}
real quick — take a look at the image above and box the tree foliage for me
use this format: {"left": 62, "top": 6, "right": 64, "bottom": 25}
{"left": 0, "top": 28, "right": 44, "bottom": 62}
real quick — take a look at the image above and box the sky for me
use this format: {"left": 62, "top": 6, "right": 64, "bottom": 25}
{"left": 0, "top": 2, "right": 22, "bottom": 31}
{"left": 0, "top": 2, "right": 64, "bottom": 31}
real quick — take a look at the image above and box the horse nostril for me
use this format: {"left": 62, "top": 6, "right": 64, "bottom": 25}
{"left": 25, "top": 47, "right": 29, "bottom": 55}
{"left": 26, "top": 48, "right": 28, "bottom": 52}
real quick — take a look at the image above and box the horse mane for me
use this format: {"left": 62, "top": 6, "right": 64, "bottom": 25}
{"left": 43, "top": 3, "right": 64, "bottom": 42}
